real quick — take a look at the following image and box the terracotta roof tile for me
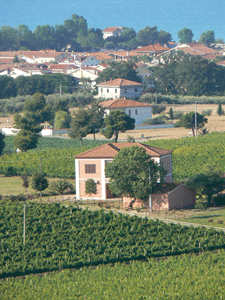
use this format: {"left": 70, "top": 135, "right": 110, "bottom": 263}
{"left": 103, "top": 27, "right": 123, "bottom": 32}
{"left": 99, "top": 98, "right": 151, "bottom": 108}
{"left": 97, "top": 78, "right": 142, "bottom": 87}
{"left": 134, "top": 44, "right": 170, "bottom": 52}
{"left": 75, "top": 143, "right": 172, "bottom": 159}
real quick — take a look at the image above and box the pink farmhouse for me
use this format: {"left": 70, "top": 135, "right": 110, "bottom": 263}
{"left": 75, "top": 143, "right": 172, "bottom": 200}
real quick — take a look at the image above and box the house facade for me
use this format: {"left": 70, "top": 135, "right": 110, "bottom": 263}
{"left": 99, "top": 98, "right": 152, "bottom": 125}
{"left": 75, "top": 143, "right": 172, "bottom": 200}
{"left": 97, "top": 78, "right": 143, "bottom": 100}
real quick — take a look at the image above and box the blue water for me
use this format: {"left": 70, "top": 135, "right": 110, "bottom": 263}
{"left": 0, "top": 0, "right": 224, "bottom": 42}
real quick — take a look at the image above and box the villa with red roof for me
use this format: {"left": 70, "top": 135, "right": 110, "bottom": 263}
{"left": 102, "top": 27, "right": 124, "bottom": 39}
{"left": 99, "top": 98, "right": 152, "bottom": 125}
{"left": 97, "top": 78, "right": 143, "bottom": 100}
{"left": 75, "top": 143, "right": 173, "bottom": 200}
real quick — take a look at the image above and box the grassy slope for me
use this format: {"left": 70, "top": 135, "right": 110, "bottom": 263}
{"left": 1, "top": 250, "right": 225, "bottom": 300}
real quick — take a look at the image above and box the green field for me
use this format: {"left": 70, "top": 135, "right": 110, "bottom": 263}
{"left": 1, "top": 250, "right": 225, "bottom": 299}
{"left": 1, "top": 132, "right": 225, "bottom": 180}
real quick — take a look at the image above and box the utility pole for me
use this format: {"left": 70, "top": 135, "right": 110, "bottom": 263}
{"left": 60, "top": 85, "right": 62, "bottom": 97}
{"left": 40, "top": 157, "right": 42, "bottom": 173}
{"left": 195, "top": 102, "right": 197, "bottom": 137}
{"left": 23, "top": 204, "right": 26, "bottom": 246}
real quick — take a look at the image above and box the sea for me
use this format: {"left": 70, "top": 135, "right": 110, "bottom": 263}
{"left": 0, "top": 0, "right": 224, "bottom": 42}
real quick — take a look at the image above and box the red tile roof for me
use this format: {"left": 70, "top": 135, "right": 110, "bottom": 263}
{"left": 97, "top": 78, "right": 142, "bottom": 87}
{"left": 134, "top": 44, "right": 170, "bottom": 53}
{"left": 75, "top": 143, "right": 172, "bottom": 159}
{"left": 99, "top": 98, "right": 151, "bottom": 108}
{"left": 103, "top": 27, "right": 123, "bottom": 32}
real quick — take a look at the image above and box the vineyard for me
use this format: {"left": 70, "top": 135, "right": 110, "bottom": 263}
{"left": 1, "top": 250, "right": 225, "bottom": 299}
{"left": 1, "top": 201, "right": 225, "bottom": 279}
{"left": 0, "top": 132, "right": 225, "bottom": 180}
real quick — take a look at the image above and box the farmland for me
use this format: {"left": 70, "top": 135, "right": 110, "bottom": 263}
{"left": 1, "top": 250, "right": 225, "bottom": 299}
{"left": 0, "top": 131, "right": 225, "bottom": 181}
{"left": 1, "top": 200, "right": 225, "bottom": 279}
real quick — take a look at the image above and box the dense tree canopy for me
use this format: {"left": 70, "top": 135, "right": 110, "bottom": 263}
{"left": 199, "top": 30, "right": 215, "bottom": 46}
{"left": 177, "top": 28, "right": 194, "bottom": 44}
{"left": 188, "top": 164, "right": 225, "bottom": 206}
{"left": 153, "top": 53, "right": 225, "bottom": 96}
{"left": 96, "top": 61, "right": 141, "bottom": 84}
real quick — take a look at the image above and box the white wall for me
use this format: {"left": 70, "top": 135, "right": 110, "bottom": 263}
{"left": 98, "top": 86, "right": 142, "bottom": 100}
{"left": 124, "top": 106, "right": 152, "bottom": 125}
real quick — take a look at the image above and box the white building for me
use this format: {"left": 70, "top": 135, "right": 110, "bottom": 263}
{"left": 102, "top": 27, "right": 124, "bottom": 39}
{"left": 99, "top": 98, "right": 152, "bottom": 125}
{"left": 97, "top": 78, "right": 143, "bottom": 100}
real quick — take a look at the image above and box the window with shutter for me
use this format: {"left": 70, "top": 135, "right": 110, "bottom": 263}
{"left": 85, "top": 164, "right": 96, "bottom": 173}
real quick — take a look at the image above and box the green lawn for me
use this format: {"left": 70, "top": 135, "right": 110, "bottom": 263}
{"left": 0, "top": 176, "right": 75, "bottom": 196}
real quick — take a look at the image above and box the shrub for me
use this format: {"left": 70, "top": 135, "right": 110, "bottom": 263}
{"left": 127, "top": 135, "right": 135, "bottom": 142}
{"left": 216, "top": 220, "right": 223, "bottom": 224}
{"left": 208, "top": 218, "right": 214, "bottom": 222}
{"left": 143, "top": 114, "right": 168, "bottom": 125}
{"left": 173, "top": 111, "right": 184, "bottom": 119}
{"left": 4, "top": 166, "right": 17, "bottom": 177}
{"left": 201, "top": 109, "right": 212, "bottom": 117}
{"left": 152, "top": 104, "right": 167, "bottom": 114}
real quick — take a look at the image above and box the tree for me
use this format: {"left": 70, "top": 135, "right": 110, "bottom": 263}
{"left": 69, "top": 108, "right": 92, "bottom": 146}
{"left": 101, "top": 110, "right": 135, "bottom": 142}
{"left": 50, "top": 179, "right": 74, "bottom": 194}
{"left": 89, "top": 100, "right": 105, "bottom": 139}
{"left": 96, "top": 61, "right": 141, "bottom": 84}
{"left": 137, "top": 26, "right": 158, "bottom": 46}
{"left": 13, "top": 113, "right": 43, "bottom": 152}
{"left": 54, "top": 110, "right": 71, "bottom": 129}
{"left": 32, "top": 173, "right": 49, "bottom": 200}
{"left": 178, "top": 112, "right": 207, "bottom": 136}
{"left": 21, "top": 174, "right": 29, "bottom": 188}
{"left": 0, "top": 132, "right": 5, "bottom": 155}
{"left": 85, "top": 179, "right": 97, "bottom": 197}
{"left": 177, "top": 28, "right": 194, "bottom": 44}
{"left": 217, "top": 103, "right": 224, "bottom": 116}
{"left": 199, "top": 30, "right": 215, "bottom": 46}
{"left": 105, "top": 146, "right": 164, "bottom": 207}
{"left": 188, "top": 164, "right": 225, "bottom": 206}
{"left": 13, "top": 54, "right": 20, "bottom": 63}
{"left": 168, "top": 107, "right": 174, "bottom": 119}
{"left": 157, "top": 30, "right": 172, "bottom": 44}
{"left": 0, "top": 76, "right": 17, "bottom": 99}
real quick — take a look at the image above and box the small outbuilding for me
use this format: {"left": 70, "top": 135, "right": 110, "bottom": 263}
{"left": 123, "top": 184, "right": 196, "bottom": 210}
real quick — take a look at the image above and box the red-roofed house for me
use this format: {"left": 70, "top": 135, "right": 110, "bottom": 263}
{"left": 99, "top": 98, "right": 152, "bottom": 125}
{"left": 102, "top": 27, "right": 124, "bottom": 39}
{"left": 75, "top": 143, "right": 173, "bottom": 200}
{"left": 133, "top": 44, "right": 170, "bottom": 56}
{"left": 97, "top": 78, "right": 143, "bottom": 100}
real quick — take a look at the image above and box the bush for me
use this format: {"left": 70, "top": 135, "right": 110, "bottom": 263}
{"left": 4, "top": 166, "right": 17, "bottom": 177}
{"left": 143, "top": 114, "right": 168, "bottom": 125}
{"left": 152, "top": 104, "right": 166, "bottom": 115}
{"left": 173, "top": 110, "right": 184, "bottom": 119}
{"left": 201, "top": 109, "right": 212, "bottom": 117}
